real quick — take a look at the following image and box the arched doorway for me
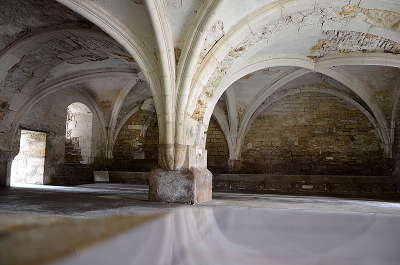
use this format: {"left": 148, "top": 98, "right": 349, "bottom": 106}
{"left": 65, "top": 103, "right": 93, "bottom": 165}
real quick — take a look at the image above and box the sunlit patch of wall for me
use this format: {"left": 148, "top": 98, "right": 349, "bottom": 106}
{"left": 11, "top": 130, "right": 46, "bottom": 186}
{"left": 65, "top": 103, "right": 93, "bottom": 165}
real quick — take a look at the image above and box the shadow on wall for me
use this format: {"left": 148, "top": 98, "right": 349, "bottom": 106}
{"left": 206, "top": 118, "right": 229, "bottom": 173}
{"left": 111, "top": 110, "right": 158, "bottom": 171}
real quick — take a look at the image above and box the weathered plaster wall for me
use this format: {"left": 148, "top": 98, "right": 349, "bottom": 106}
{"left": 17, "top": 89, "right": 104, "bottom": 184}
{"left": 336, "top": 66, "right": 400, "bottom": 123}
{"left": 112, "top": 110, "right": 158, "bottom": 171}
{"left": 114, "top": 81, "right": 153, "bottom": 133}
{"left": 206, "top": 118, "right": 229, "bottom": 173}
{"left": 65, "top": 103, "right": 93, "bottom": 165}
{"left": 0, "top": 30, "right": 133, "bottom": 133}
{"left": 0, "top": 0, "right": 85, "bottom": 51}
{"left": 191, "top": 2, "right": 400, "bottom": 127}
{"left": 241, "top": 92, "right": 386, "bottom": 175}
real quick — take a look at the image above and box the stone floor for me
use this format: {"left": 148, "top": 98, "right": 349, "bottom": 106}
{"left": 1, "top": 183, "right": 400, "bottom": 265}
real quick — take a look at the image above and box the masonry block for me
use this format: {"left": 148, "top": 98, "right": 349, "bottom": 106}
{"left": 94, "top": 170, "right": 109, "bottom": 182}
{"left": 149, "top": 168, "right": 212, "bottom": 204}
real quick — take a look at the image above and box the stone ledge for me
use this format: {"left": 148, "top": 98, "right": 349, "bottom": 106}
{"left": 109, "top": 171, "right": 149, "bottom": 184}
{"left": 213, "top": 174, "right": 399, "bottom": 199}
{"left": 106, "top": 171, "right": 399, "bottom": 199}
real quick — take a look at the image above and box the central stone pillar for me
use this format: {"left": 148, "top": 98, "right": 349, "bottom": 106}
{"left": 149, "top": 144, "right": 212, "bottom": 204}
{"left": 149, "top": 168, "right": 212, "bottom": 204}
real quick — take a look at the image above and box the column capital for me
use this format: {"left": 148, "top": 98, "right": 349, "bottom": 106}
{"left": 158, "top": 144, "right": 207, "bottom": 170}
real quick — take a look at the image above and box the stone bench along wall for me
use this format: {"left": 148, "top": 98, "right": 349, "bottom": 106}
{"left": 213, "top": 174, "right": 399, "bottom": 199}
{"left": 107, "top": 171, "right": 399, "bottom": 199}
{"left": 241, "top": 93, "right": 387, "bottom": 176}
{"left": 109, "top": 171, "right": 149, "bottom": 185}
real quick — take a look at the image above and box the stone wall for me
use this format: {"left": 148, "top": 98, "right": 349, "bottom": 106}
{"left": 65, "top": 103, "right": 93, "bottom": 165}
{"left": 213, "top": 174, "right": 399, "bottom": 199}
{"left": 106, "top": 171, "right": 399, "bottom": 199}
{"left": 112, "top": 110, "right": 158, "bottom": 171}
{"left": 206, "top": 118, "right": 229, "bottom": 173}
{"left": 241, "top": 92, "right": 386, "bottom": 175}
{"left": 109, "top": 171, "right": 149, "bottom": 185}
{"left": 17, "top": 89, "right": 104, "bottom": 185}
{"left": 108, "top": 92, "right": 392, "bottom": 198}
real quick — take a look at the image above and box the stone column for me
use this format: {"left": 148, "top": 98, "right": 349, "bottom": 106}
{"left": 228, "top": 159, "right": 242, "bottom": 172}
{"left": 0, "top": 149, "right": 16, "bottom": 187}
{"left": 149, "top": 144, "right": 212, "bottom": 204}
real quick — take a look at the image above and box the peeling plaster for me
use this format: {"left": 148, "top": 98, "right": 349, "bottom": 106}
{"left": 0, "top": 31, "right": 131, "bottom": 103}
{"left": 0, "top": 0, "right": 85, "bottom": 51}
{"left": 199, "top": 20, "right": 225, "bottom": 65}
{"left": 310, "top": 30, "right": 400, "bottom": 57}
{"left": 192, "top": 6, "right": 400, "bottom": 121}
{"left": 337, "top": 6, "right": 400, "bottom": 32}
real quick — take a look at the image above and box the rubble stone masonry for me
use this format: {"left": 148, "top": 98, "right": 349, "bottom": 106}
{"left": 112, "top": 111, "right": 158, "bottom": 171}
{"left": 242, "top": 92, "right": 386, "bottom": 175}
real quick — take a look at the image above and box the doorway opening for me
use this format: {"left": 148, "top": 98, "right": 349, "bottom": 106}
{"left": 65, "top": 103, "right": 93, "bottom": 165}
{"left": 10, "top": 130, "right": 47, "bottom": 186}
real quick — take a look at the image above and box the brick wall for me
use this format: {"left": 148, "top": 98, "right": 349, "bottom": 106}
{"left": 241, "top": 92, "right": 386, "bottom": 175}
{"left": 112, "top": 110, "right": 158, "bottom": 171}
{"left": 206, "top": 118, "right": 229, "bottom": 173}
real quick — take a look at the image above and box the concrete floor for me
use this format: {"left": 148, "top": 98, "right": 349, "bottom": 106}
{"left": 1, "top": 184, "right": 400, "bottom": 265}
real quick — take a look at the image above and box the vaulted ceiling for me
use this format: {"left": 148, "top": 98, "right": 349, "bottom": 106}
{"left": 0, "top": 0, "right": 399, "bottom": 166}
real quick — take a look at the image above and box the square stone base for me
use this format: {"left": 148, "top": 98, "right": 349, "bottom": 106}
{"left": 149, "top": 168, "right": 212, "bottom": 204}
{"left": 94, "top": 171, "right": 109, "bottom": 182}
